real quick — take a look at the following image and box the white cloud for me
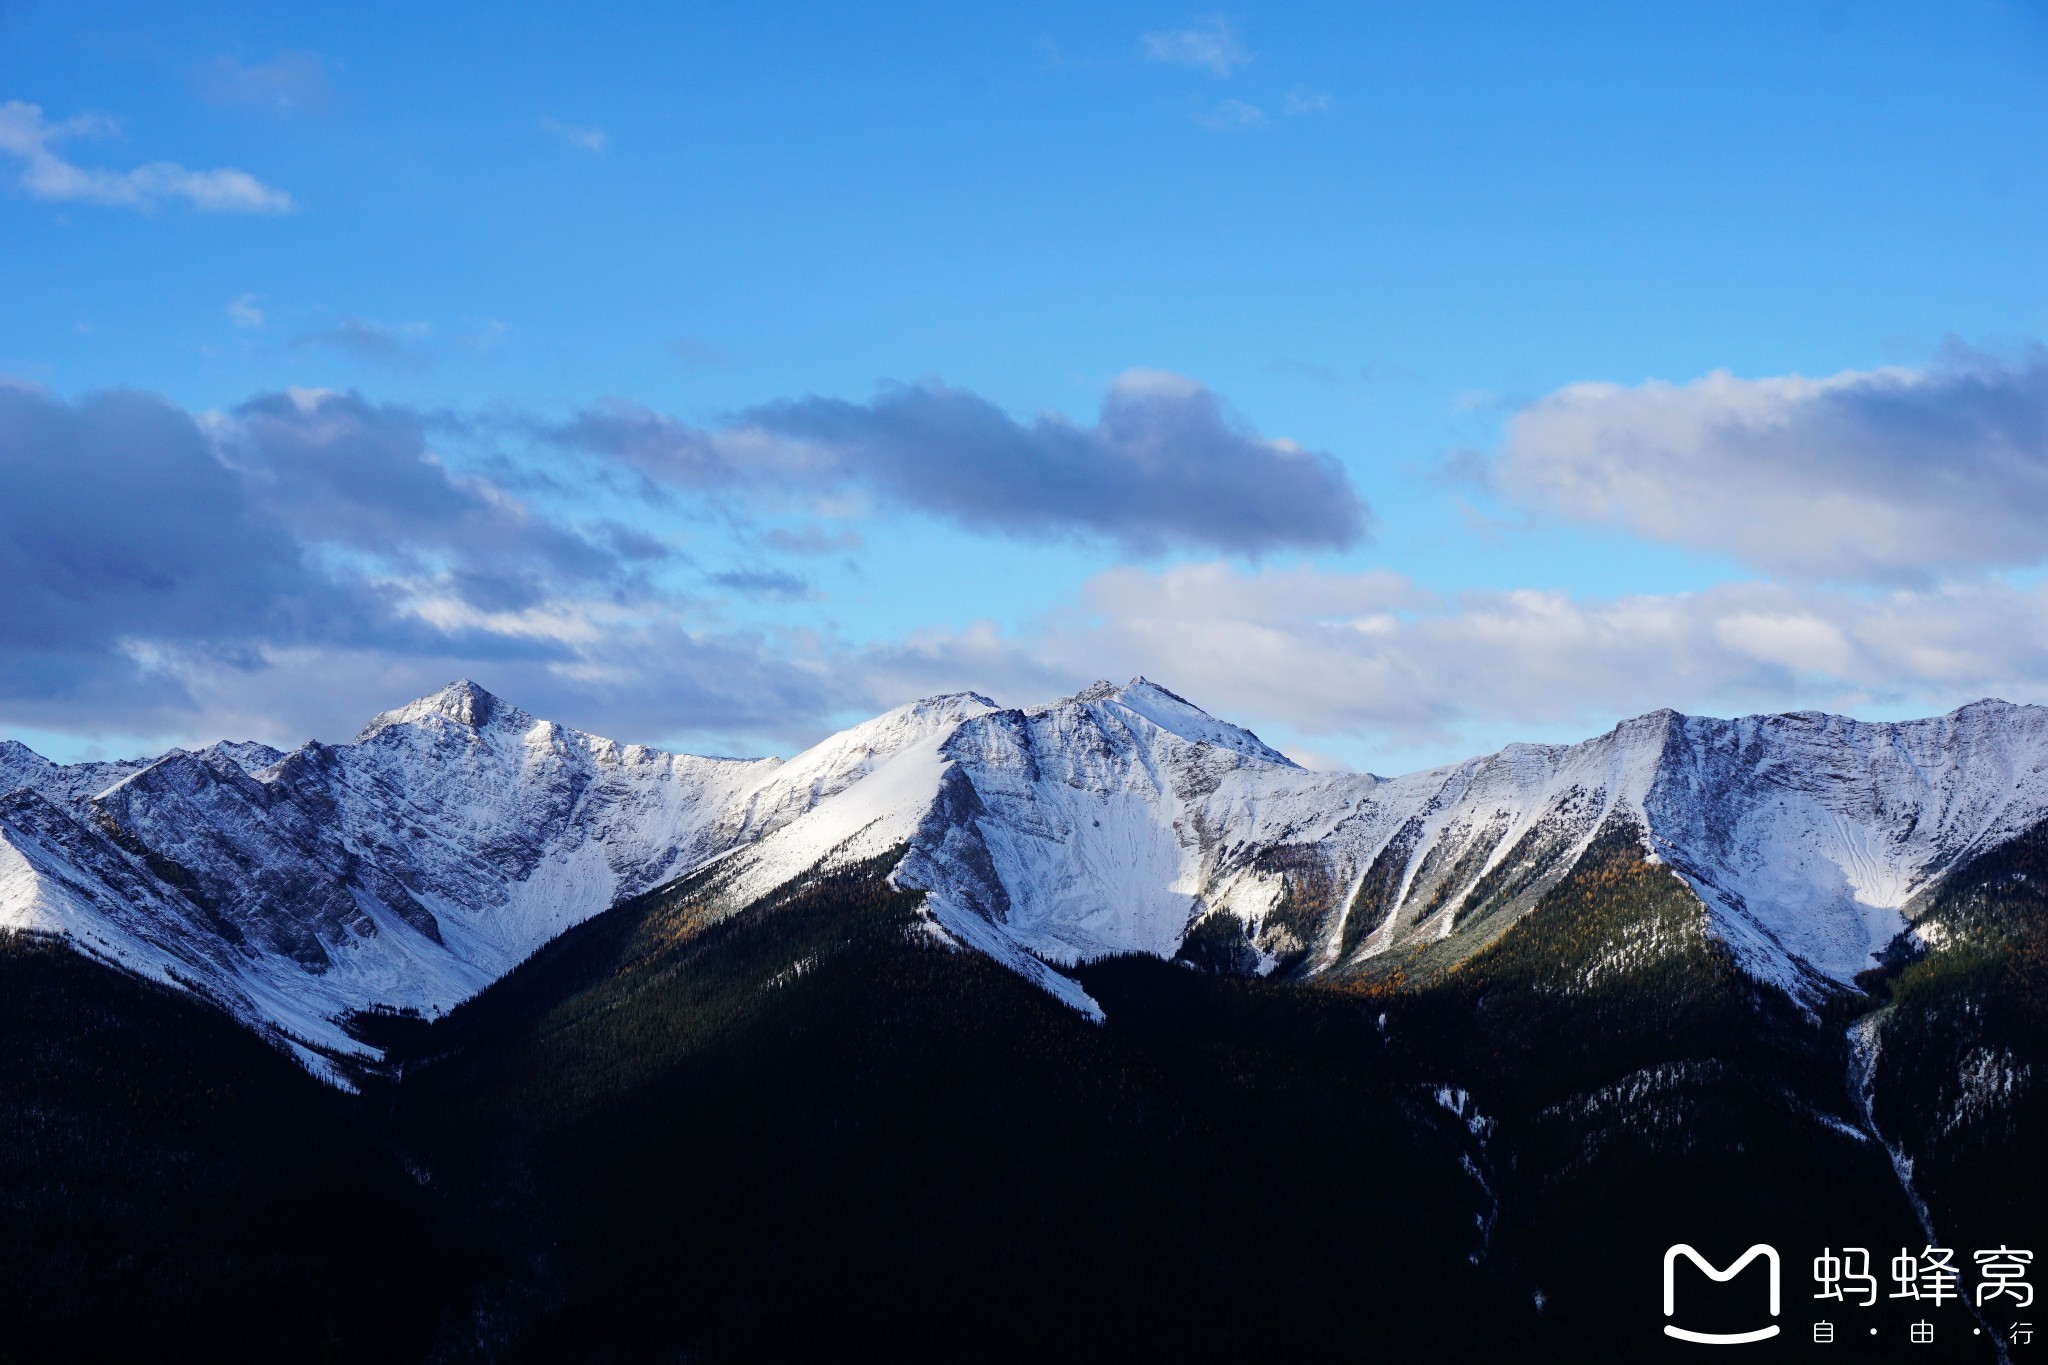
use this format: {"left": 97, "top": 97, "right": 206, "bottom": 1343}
{"left": 31, "top": 551, "right": 2048, "bottom": 767}
{"left": 541, "top": 118, "right": 607, "bottom": 154}
{"left": 1141, "top": 18, "right": 1250, "bottom": 77}
{"left": 226, "top": 294, "right": 265, "bottom": 330}
{"left": 855, "top": 561, "right": 2048, "bottom": 753}
{"left": 0, "top": 100, "right": 291, "bottom": 213}
{"left": 1282, "top": 89, "right": 1332, "bottom": 116}
{"left": 1490, "top": 346, "right": 2048, "bottom": 583}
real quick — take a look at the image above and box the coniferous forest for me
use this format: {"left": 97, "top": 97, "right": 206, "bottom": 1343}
{"left": 3, "top": 833, "right": 2041, "bottom": 1363}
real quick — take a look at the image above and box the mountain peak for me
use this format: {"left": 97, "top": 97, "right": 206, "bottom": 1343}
{"left": 1058, "top": 677, "right": 1205, "bottom": 709}
{"left": 0, "top": 739, "right": 52, "bottom": 797}
{"left": 1609, "top": 707, "right": 1684, "bottom": 740}
{"left": 428, "top": 679, "right": 500, "bottom": 726}
{"left": 904, "top": 690, "right": 1001, "bottom": 716}
{"left": 358, "top": 679, "right": 517, "bottom": 740}
{"left": 1046, "top": 677, "right": 1295, "bottom": 768}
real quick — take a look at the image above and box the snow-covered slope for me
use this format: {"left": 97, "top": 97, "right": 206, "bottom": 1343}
{"left": 0, "top": 682, "right": 777, "bottom": 1070}
{"left": 8, "top": 677, "right": 2048, "bottom": 1073}
{"left": 1643, "top": 702, "right": 2048, "bottom": 985}
{"left": 813, "top": 686, "right": 2048, "bottom": 1006}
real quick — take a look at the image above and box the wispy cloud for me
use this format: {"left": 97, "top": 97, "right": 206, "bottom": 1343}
{"left": 710, "top": 568, "right": 812, "bottom": 600}
{"left": 201, "top": 53, "right": 333, "bottom": 114}
{"left": 765, "top": 523, "right": 863, "bottom": 556}
{"left": 1194, "top": 98, "right": 1267, "bottom": 130}
{"left": 291, "top": 317, "right": 433, "bottom": 366}
{"left": 226, "top": 294, "right": 266, "bottom": 330}
{"left": 462, "top": 318, "right": 513, "bottom": 352}
{"left": 1282, "top": 89, "right": 1332, "bottom": 116}
{"left": 0, "top": 100, "right": 291, "bottom": 214}
{"left": 541, "top": 118, "right": 606, "bottom": 154}
{"left": 669, "top": 337, "right": 730, "bottom": 367}
{"left": 1142, "top": 18, "right": 1251, "bottom": 77}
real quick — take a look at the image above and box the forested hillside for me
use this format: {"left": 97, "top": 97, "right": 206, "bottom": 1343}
{"left": 2, "top": 829, "right": 2036, "bottom": 1362}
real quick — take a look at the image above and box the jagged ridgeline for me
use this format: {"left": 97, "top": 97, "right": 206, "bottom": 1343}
{"left": 1, "top": 680, "right": 2043, "bottom": 1361}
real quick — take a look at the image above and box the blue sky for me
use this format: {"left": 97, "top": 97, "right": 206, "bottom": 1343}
{"left": 3, "top": 1, "right": 2047, "bottom": 773}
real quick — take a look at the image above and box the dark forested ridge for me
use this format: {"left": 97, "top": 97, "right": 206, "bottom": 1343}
{"left": 3, "top": 826, "right": 2042, "bottom": 1363}
{"left": 1349, "top": 826, "right": 1936, "bottom": 1360}
{"left": 1864, "top": 817, "right": 2048, "bottom": 1263}
{"left": 0, "top": 931, "right": 478, "bottom": 1363}
{"left": 371, "top": 858, "right": 1525, "bottom": 1361}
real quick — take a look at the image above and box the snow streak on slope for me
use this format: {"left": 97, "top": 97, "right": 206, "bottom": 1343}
{"left": 9, "top": 676, "right": 2048, "bottom": 1073}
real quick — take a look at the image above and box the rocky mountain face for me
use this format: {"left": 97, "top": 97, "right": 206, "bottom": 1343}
{"left": 5, "top": 678, "right": 2048, "bottom": 1072}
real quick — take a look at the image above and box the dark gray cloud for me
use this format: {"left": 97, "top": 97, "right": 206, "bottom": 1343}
{"left": 1492, "top": 345, "right": 2048, "bottom": 583}
{"left": 0, "top": 383, "right": 388, "bottom": 719}
{"left": 0, "top": 372, "right": 1369, "bottom": 754}
{"left": 221, "top": 389, "right": 643, "bottom": 609}
{"left": 555, "top": 369, "right": 1370, "bottom": 555}
{"left": 0, "top": 382, "right": 777, "bottom": 742}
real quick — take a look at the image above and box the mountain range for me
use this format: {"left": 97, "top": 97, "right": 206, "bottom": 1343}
{"left": 3, "top": 679, "right": 2041, "bottom": 1362}
{"left": 6, "top": 677, "right": 2045, "bottom": 1062}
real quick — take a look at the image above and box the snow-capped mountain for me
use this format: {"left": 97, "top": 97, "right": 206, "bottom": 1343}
{"left": 6, "top": 677, "right": 2048, "bottom": 1074}
{"left": 0, "top": 682, "right": 776, "bottom": 1072}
